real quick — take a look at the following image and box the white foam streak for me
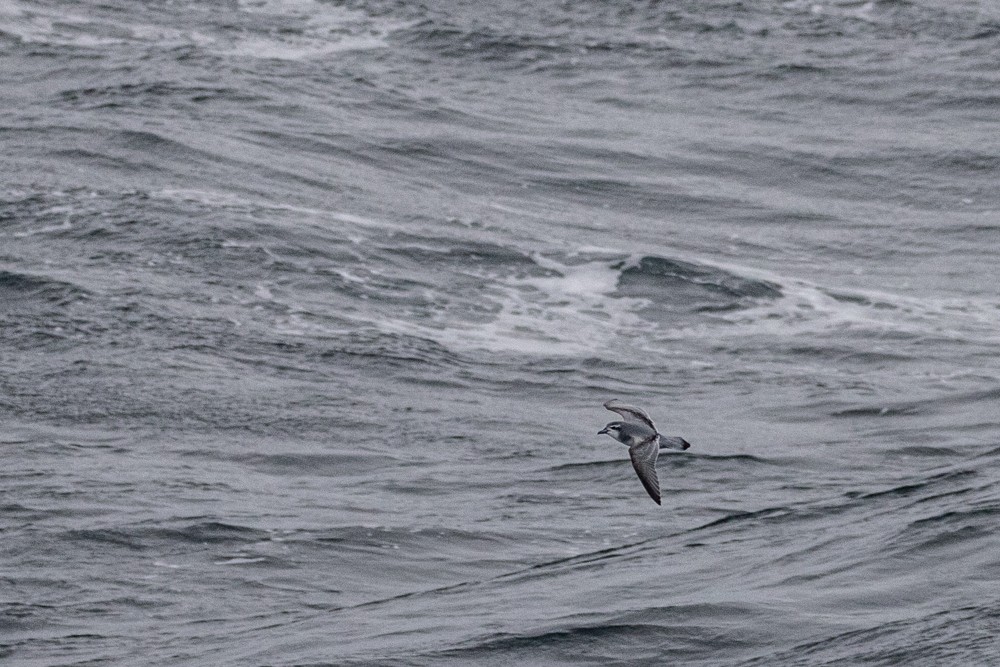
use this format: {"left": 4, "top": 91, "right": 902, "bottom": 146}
{"left": 730, "top": 279, "right": 1000, "bottom": 344}
{"left": 226, "top": 0, "right": 405, "bottom": 60}
{"left": 635, "top": 253, "right": 1000, "bottom": 345}
{"left": 422, "top": 255, "right": 998, "bottom": 358}
{"left": 374, "top": 255, "right": 651, "bottom": 357}
{"left": 0, "top": 0, "right": 401, "bottom": 59}
{"left": 245, "top": 230, "right": 1000, "bottom": 359}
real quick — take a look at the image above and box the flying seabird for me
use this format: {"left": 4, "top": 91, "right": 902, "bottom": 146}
{"left": 598, "top": 399, "right": 690, "bottom": 505}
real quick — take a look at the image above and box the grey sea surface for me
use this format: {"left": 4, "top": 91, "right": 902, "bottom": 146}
{"left": 2, "top": 0, "right": 1000, "bottom": 664}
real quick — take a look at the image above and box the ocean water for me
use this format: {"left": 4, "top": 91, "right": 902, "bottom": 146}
{"left": 2, "top": 0, "right": 1000, "bottom": 664}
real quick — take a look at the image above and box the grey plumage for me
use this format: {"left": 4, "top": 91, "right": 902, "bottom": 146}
{"left": 598, "top": 399, "right": 691, "bottom": 505}
{"left": 603, "top": 399, "right": 657, "bottom": 432}
{"left": 658, "top": 435, "right": 692, "bottom": 452}
{"left": 628, "top": 435, "right": 661, "bottom": 505}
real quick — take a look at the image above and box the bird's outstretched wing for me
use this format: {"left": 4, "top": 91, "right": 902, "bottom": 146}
{"left": 604, "top": 399, "right": 657, "bottom": 432}
{"left": 628, "top": 435, "right": 661, "bottom": 505}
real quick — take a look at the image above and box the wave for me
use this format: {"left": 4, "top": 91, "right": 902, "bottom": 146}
{"left": 734, "top": 603, "right": 1000, "bottom": 666}
{"left": 847, "top": 470, "right": 977, "bottom": 503}
{"left": 308, "top": 525, "right": 512, "bottom": 554}
{"left": 63, "top": 520, "right": 271, "bottom": 550}
{"left": 58, "top": 82, "right": 263, "bottom": 111}
{"left": 316, "top": 331, "right": 463, "bottom": 367}
{"left": 0, "top": 0, "right": 402, "bottom": 60}
{"left": 687, "top": 452, "right": 777, "bottom": 464}
{"left": 888, "top": 505, "right": 999, "bottom": 556}
{"left": 225, "top": 450, "right": 400, "bottom": 477}
{"left": 549, "top": 452, "right": 773, "bottom": 474}
{"left": 226, "top": 227, "right": 1000, "bottom": 365}
{"left": 834, "top": 386, "right": 1000, "bottom": 420}
{"left": 832, "top": 404, "right": 922, "bottom": 418}
{"left": 313, "top": 230, "right": 1000, "bottom": 362}
{"left": 892, "top": 445, "right": 958, "bottom": 458}
{"left": 342, "top": 248, "right": 787, "bottom": 357}
{"left": 1, "top": 125, "right": 241, "bottom": 183}
{"left": 228, "top": 462, "right": 998, "bottom": 664}
{"left": 422, "top": 613, "right": 749, "bottom": 664}
{"left": 617, "top": 255, "right": 782, "bottom": 304}
{"left": 0, "top": 269, "right": 88, "bottom": 307}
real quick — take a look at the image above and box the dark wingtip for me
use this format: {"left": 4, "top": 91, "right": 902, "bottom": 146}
{"left": 681, "top": 439, "right": 691, "bottom": 451}
{"left": 654, "top": 496, "right": 662, "bottom": 506}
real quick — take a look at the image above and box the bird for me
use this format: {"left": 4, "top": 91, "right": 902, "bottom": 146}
{"left": 598, "top": 399, "right": 691, "bottom": 505}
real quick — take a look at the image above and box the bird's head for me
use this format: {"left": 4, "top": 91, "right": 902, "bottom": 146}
{"left": 598, "top": 421, "right": 626, "bottom": 442}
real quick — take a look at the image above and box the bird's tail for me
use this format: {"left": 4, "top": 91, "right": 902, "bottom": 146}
{"left": 659, "top": 436, "right": 691, "bottom": 451}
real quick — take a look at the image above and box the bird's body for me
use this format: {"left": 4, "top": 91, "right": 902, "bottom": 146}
{"left": 598, "top": 399, "right": 691, "bottom": 505}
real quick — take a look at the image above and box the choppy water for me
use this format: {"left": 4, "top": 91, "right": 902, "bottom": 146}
{"left": 3, "top": 0, "right": 1000, "bottom": 664}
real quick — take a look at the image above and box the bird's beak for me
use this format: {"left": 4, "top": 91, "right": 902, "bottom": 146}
{"left": 598, "top": 427, "right": 609, "bottom": 435}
